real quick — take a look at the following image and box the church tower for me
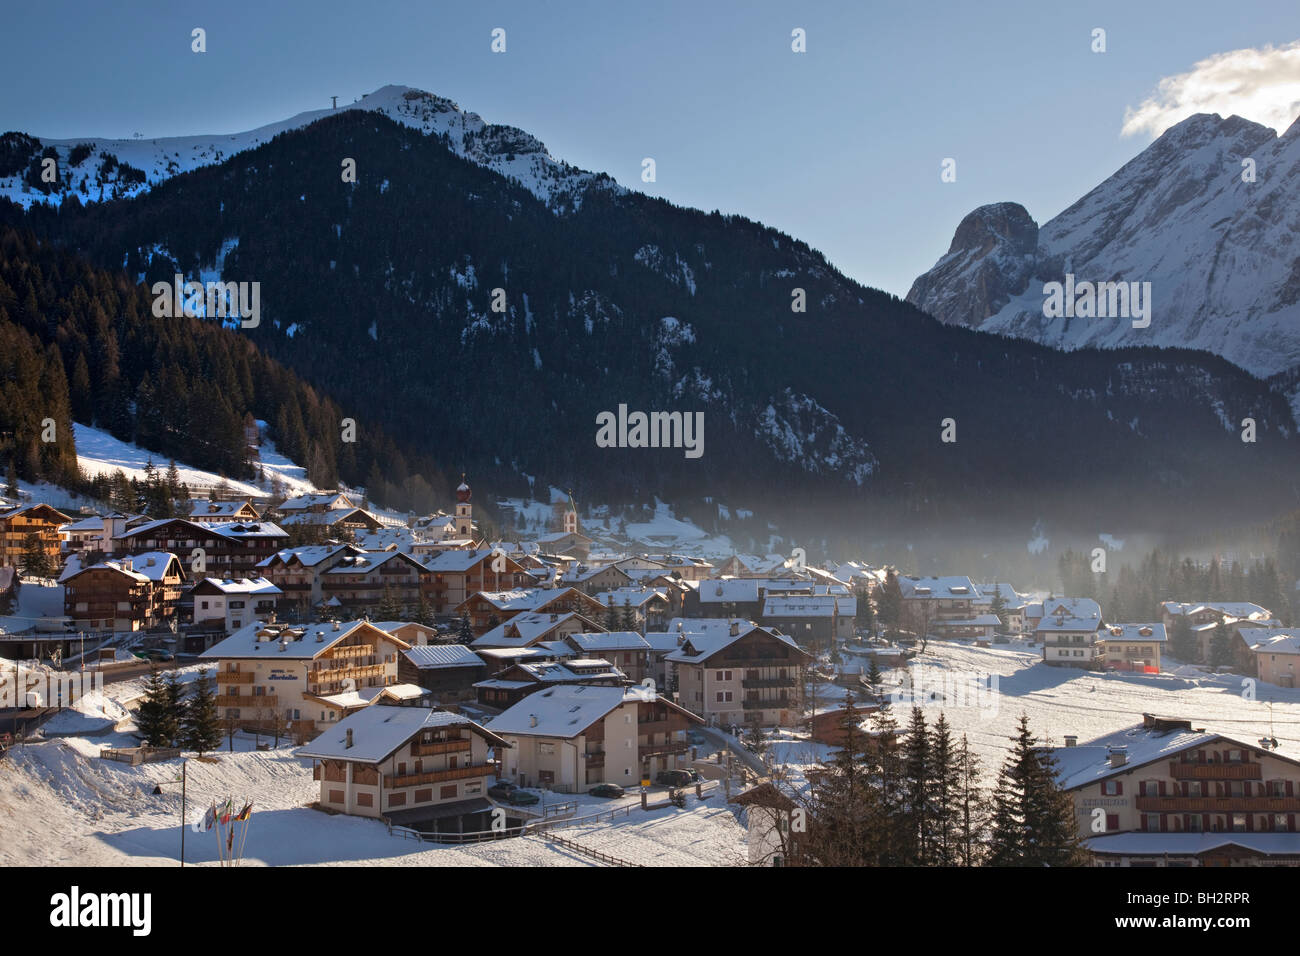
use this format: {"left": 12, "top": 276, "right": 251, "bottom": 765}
{"left": 561, "top": 490, "right": 578, "bottom": 535}
{"left": 455, "top": 474, "right": 473, "bottom": 538}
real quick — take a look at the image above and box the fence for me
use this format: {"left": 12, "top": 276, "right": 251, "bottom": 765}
{"left": 100, "top": 746, "right": 182, "bottom": 766}
{"left": 542, "top": 833, "right": 641, "bottom": 867}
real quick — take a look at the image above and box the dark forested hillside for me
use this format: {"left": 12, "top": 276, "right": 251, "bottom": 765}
{"left": 4, "top": 109, "right": 1297, "bottom": 542}
{"left": 0, "top": 226, "right": 453, "bottom": 509}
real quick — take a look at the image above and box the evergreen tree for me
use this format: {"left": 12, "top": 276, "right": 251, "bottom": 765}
{"left": 1169, "top": 616, "right": 1197, "bottom": 662}
{"left": 855, "top": 586, "right": 876, "bottom": 636}
{"left": 742, "top": 713, "right": 769, "bottom": 757}
{"left": 136, "top": 664, "right": 179, "bottom": 748}
{"left": 5, "top": 460, "right": 17, "bottom": 501}
{"left": 928, "top": 712, "right": 962, "bottom": 866}
{"left": 20, "top": 532, "right": 52, "bottom": 579}
{"left": 457, "top": 613, "right": 473, "bottom": 643}
{"left": 956, "top": 733, "right": 989, "bottom": 866}
{"left": 1209, "top": 621, "right": 1234, "bottom": 668}
{"left": 377, "top": 585, "right": 403, "bottom": 621}
{"left": 182, "top": 669, "right": 222, "bottom": 755}
{"left": 900, "top": 706, "right": 932, "bottom": 864}
{"left": 988, "top": 585, "right": 1008, "bottom": 632}
{"left": 988, "top": 714, "right": 1089, "bottom": 866}
{"left": 866, "top": 657, "right": 884, "bottom": 701}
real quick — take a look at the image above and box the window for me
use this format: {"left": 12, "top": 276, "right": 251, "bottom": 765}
{"left": 1187, "top": 815, "right": 1202, "bottom": 832}
{"left": 1231, "top": 813, "right": 1247, "bottom": 832}
{"left": 1105, "top": 813, "right": 1119, "bottom": 832}
{"left": 388, "top": 792, "right": 406, "bottom": 807}
{"left": 328, "top": 789, "right": 344, "bottom": 804}
{"left": 415, "top": 788, "right": 433, "bottom": 803}
{"left": 1101, "top": 780, "right": 1122, "bottom": 796}
{"left": 1143, "top": 814, "right": 1161, "bottom": 832}
{"left": 440, "top": 784, "right": 457, "bottom": 800}
{"left": 356, "top": 792, "right": 373, "bottom": 807}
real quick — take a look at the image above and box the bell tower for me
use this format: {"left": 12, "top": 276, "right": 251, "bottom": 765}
{"left": 455, "top": 474, "right": 472, "bottom": 537}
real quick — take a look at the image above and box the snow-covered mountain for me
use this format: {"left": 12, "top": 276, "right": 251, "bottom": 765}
{"left": 0, "top": 84, "right": 618, "bottom": 213}
{"left": 908, "top": 112, "right": 1300, "bottom": 389}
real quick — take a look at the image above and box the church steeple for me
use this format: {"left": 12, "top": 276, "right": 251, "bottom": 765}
{"left": 455, "top": 474, "right": 473, "bottom": 537}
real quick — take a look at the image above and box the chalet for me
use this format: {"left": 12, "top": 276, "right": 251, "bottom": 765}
{"left": 1161, "top": 601, "right": 1275, "bottom": 634}
{"left": 474, "top": 657, "right": 625, "bottom": 709}
{"left": 275, "top": 492, "right": 359, "bottom": 517}
{"left": 398, "top": 644, "right": 488, "bottom": 699}
{"left": 1238, "top": 629, "right": 1300, "bottom": 688}
{"left": 115, "top": 518, "right": 288, "bottom": 578}
{"left": 1053, "top": 714, "right": 1300, "bottom": 866}
{"left": 533, "top": 530, "right": 593, "bottom": 561}
{"left": 370, "top": 620, "right": 437, "bottom": 647}
{"left": 652, "top": 554, "right": 714, "bottom": 581}
{"left": 761, "top": 593, "right": 854, "bottom": 650}
{"left": 489, "top": 684, "right": 701, "bottom": 792}
{"left": 809, "top": 700, "right": 884, "bottom": 748}
{"left": 455, "top": 586, "right": 607, "bottom": 635}
{"left": 280, "top": 507, "right": 383, "bottom": 534}
{"left": 300, "top": 683, "right": 431, "bottom": 728}
{"left": 897, "top": 576, "right": 982, "bottom": 637}
{"left": 563, "top": 631, "right": 652, "bottom": 683}
{"left": 58, "top": 512, "right": 149, "bottom": 556}
{"left": 666, "top": 620, "right": 812, "bottom": 727}
{"left": 320, "top": 550, "right": 431, "bottom": 614}
{"left": 1097, "top": 623, "right": 1166, "bottom": 672}
{"left": 594, "top": 586, "right": 674, "bottom": 628}
{"left": 1037, "top": 598, "right": 1106, "bottom": 668}
{"left": 190, "top": 576, "right": 282, "bottom": 633}
{"left": 189, "top": 499, "right": 260, "bottom": 523}
{"left": 0, "top": 503, "right": 72, "bottom": 570}
{"left": 421, "top": 547, "right": 531, "bottom": 614}
{"left": 298, "top": 705, "right": 509, "bottom": 834}
{"left": 200, "top": 619, "right": 411, "bottom": 739}
{"left": 470, "top": 610, "right": 605, "bottom": 650}
{"left": 732, "top": 781, "right": 806, "bottom": 866}
{"left": 256, "top": 544, "right": 365, "bottom": 618}
{"left": 62, "top": 551, "right": 186, "bottom": 633}
{"left": 686, "top": 577, "right": 809, "bottom": 619}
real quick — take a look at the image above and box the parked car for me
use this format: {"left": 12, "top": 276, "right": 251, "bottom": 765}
{"left": 143, "top": 649, "right": 174, "bottom": 662}
{"left": 657, "top": 769, "right": 694, "bottom": 788}
{"left": 488, "top": 781, "right": 518, "bottom": 800}
{"left": 507, "top": 789, "right": 540, "bottom": 806}
{"left": 588, "top": 783, "right": 624, "bottom": 798}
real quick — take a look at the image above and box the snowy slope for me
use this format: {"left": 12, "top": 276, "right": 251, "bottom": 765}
{"left": 1, "top": 85, "right": 618, "bottom": 214}
{"left": 73, "top": 422, "right": 317, "bottom": 498}
{"left": 908, "top": 112, "right": 1300, "bottom": 380}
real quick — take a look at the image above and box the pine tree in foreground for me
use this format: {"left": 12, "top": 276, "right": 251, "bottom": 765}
{"left": 136, "top": 664, "right": 179, "bottom": 748}
{"left": 988, "top": 714, "right": 1089, "bottom": 866}
{"left": 182, "top": 669, "right": 222, "bottom": 755}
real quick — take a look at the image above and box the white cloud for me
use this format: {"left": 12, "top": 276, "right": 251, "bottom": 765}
{"left": 1122, "top": 40, "right": 1300, "bottom": 139}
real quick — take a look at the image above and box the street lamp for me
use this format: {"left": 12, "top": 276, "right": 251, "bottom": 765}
{"left": 152, "top": 758, "right": 189, "bottom": 866}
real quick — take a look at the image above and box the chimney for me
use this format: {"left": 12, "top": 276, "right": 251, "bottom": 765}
{"left": 1064, "top": 735, "right": 1077, "bottom": 747}
{"left": 729, "top": 619, "right": 740, "bottom": 637}
{"left": 1107, "top": 746, "right": 1128, "bottom": 767}
{"left": 345, "top": 728, "right": 353, "bottom": 749}
{"left": 279, "top": 639, "right": 288, "bottom": 652}
{"left": 316, "top": 630, "right": 325, "bottom": 643}
{"left": 333, "top": 621, "right": 340, "bottom": 631}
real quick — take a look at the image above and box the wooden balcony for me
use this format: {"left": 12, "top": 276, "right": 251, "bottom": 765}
{"left": 410, "top": 738, "right": 470, "bottom": 757}
{"left": 742, "top": 698, "right": 790, "bottom": 710}
{"left": 741, "top": 676, "right": 796, "bottom": 689}
{"left": 216, "top": 694, "right": 277, "bottom": 709}
{"left": 216, "top": 671, "right": 255, "bottom": 684}
{"left": 1136, "top": 796, "right": 1300, "bottom": 813}
{"left": 1169, "top": 762, "right": 1261, "bottom": 780}
{"left": 639, "top": 742, "right": 689, "bottom": 758}
{"left": 583, "top": 751, "right": 605, "bottom": 768}
{"left": 384, "top": 763, "right": 492, "bottom": 788}
{"left": 328, "top": 644, "right": 375, "bottom": 660}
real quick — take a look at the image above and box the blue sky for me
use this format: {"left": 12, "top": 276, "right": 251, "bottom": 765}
{"left": 4, "top": 0, "right": 1299, "bottom": 295}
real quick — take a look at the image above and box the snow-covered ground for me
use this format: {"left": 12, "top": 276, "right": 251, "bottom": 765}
{"left": 785, "top": 639, "right": 1300, "bottom": 787}
{"left": 73, "top": 422, "right": 317, "bottom": 499}
{"left": 0, "top": 739, "right": 744, "bottom": 867}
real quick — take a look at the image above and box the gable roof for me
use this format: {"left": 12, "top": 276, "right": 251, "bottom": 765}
{"left": 200, "top": 619, "right": 409, "bottom": 660}
{"left": 487, "top": 684, "right": 654, "bottom": 738}
{"left": 402, "top": 644, "right": 485, "bottom": 669}
{"left": 665, "top": 621, "right": 809, "bottom": 664}
{"left": 297, "top": 706, "right": 506, "bottom": 763}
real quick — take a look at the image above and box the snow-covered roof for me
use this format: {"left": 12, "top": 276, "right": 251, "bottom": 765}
{"left": 899, "top": 576, "right": 980, "bottom": 599}
{"left": 308, "top": 682, "right": 430, "bottom": 709}
{"left": 1036, "top": 599, "right": 1104, "bottom": 632}
{"left": 323, "top": 550, "right": 421, "bottom": 575}
{"left": 402, "top": 644, "right": 485, "bottom": 669}
{"left": 1239, "top": 629, "right": 1300, "bottom": 655}
{"left": 279, "top": 492, "right": 355, "bottom": 512}
{"left": 486, "top": 684, "right": 655, "bottom": 738}
{"left": 762, "top": 595, "right": 843, "bottom": 617}
{"left": 470, "top": 610, "right": 593, "bottom": 649}
{"left": 297, "top": 706, "right": 505, "bottom": 763}
{"left": 422, "top": 548, "right": 499, "bottom": 572}
{"left": 200, "top": 619, "right": 409, "bottom": 660}
{"left": 665, "top": 621, "right": 807, "bottom": 664}
{"left": 1051, "top": 724, "right": 1229, "bottom": 790}
{"left": 63, "top": 551, "right": 181, "bottom": 584}
{"left": 565, "top": 631, "right": 651, "bottom": 653}
{"left": 257, "top": 544, "right": 360, "bottom": 569}
{"left": 1161, "top": 601, "right": 1273, "bottom": 620}
{"left": 194, "top": 575, "right": 281, "bottom": 595}
{"left": 1086, "top": 831, "right": 1300, "bottom": 856}
{"left": 1098, "top": 623, "right": 1167, "bottom": 643}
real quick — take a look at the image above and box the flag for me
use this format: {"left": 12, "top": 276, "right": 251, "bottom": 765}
{"left": 235, "top": 802, "right": 252, "bottom": 822}
{"left": 202, "top": 802, "right": 216, "bottom": 831}
{"left": 219, "top": 797, "right": 233, "bottom": 825}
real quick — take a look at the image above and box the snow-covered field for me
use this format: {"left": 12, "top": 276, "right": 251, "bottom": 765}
{"left": 73, "top": 422, "right": 316, "bottom": 499}
{"left": 0, "top": 739, "right": 744, "bottom": 867}
{"left": 788, "top": 639, "right": 1300, "bottom": 786}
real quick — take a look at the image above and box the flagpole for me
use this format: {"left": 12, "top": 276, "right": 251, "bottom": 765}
{"left": 180, "top": 759, "right": 187, "bottom": 868}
